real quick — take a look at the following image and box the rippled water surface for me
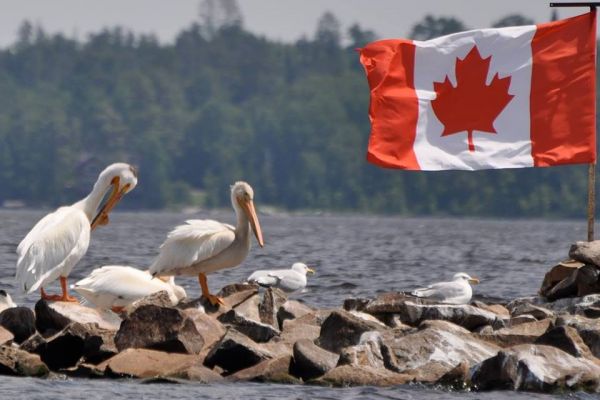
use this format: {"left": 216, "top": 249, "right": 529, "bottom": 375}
{"left": 0, "top": 209, "right": 595, "bottom": 399}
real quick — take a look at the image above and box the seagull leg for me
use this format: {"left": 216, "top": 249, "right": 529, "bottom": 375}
{"left": 198, "top": 273, "right": 224, "bottom": 306}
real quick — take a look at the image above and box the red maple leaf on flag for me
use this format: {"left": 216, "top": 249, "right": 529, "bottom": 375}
{"left": 431, "top": 46, "right": 514, "bottom": 152}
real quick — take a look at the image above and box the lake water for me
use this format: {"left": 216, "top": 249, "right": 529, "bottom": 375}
{"left": 0, "top": 209, "right": 596, "bottom": 399}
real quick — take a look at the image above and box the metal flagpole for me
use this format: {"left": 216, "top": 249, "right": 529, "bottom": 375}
{"left": 550, "top": 2, "right": 598, "bottom": 241}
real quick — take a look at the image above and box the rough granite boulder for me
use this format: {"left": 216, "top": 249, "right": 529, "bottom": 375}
{"left": 316, "top": 365, "right": 412, "bottom": 387}
{"left": 115, "top": 305, "right": 203, "bottom": 354}
{"left": 0, "top": 345, "right": 49, "bottom": 377}
{"left": 0, "top": 307, "right": 35, "bottom": 343}
{"left": 317, "top": 310, "right": 385, "bottom": 354}
{"left": 126, "top": 290, "right": 176, "bottom": 314}
{"left": 476, "top": 319, "right": 553, "bottom": 348}
{"left": 259, "top": 288, "right": 287, "bottom": 328}
{"left": 554, "top": 314, "right": 600, "bottom": 358}
{"left": 277, "top": 300, "right": 313, "bottom": 329}
{"left": 471, "top": 344, "right": 600, "bottom": 392}
{"left": 382, "top": 320, "right": 500, "bottom": 382}
{"left": 217, "top": 309, "right": 279, "bottom": 343}
{"left": 535, "top": 326, "right": 593, "bottom": 359}
{"left": 228, "top": 355, "right": 297, "bottom": 384}
{"left": 290, "top": 339, "right": 339, "bottom": 380}
{"left": 98, "top": 348, "right": 222, "bottom": 382}
{"left": 204, "top": 328, "right": 273, "bottom": 374}
{"left": 570, "top": 240, "right": 600, "bottom": 267}
{"left": 35, "top": 300, "right": 121, "bottom": 336}
{"left": 398, "top": 302, "right": 504, "bottom": 331}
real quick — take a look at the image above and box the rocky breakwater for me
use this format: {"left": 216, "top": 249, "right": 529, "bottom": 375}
{"left": 0, "top": 276, "right": 600, "bottom": 393}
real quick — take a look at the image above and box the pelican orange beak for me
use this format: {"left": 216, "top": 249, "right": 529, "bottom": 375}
{"left": 91, "top": 177, "right": 132, "bottom": 230}
{"left": 307, "top": 267, "right": 316, "bottom": 274}
{"left": 238, "top": 197, "right": 264, "bottom": 247}
{"left": 468, "top": 277, "right": 480, "bottom": 284}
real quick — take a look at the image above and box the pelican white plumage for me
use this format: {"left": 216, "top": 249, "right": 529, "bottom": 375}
{"left": 149, "top": 181, "right": 264, "bottom": 305}
{"left": 247, "top": 263, "right": 315, "bottom": 293}
{"left": 411, "top": 272, "right": 480, "bottom": 305}
{"left": 15, "top": 163, "right": 138, "bottom": 301}
{"left": 0, "top": 290, "right": 17, "bottom": 313}
{"left": 72, "top": 265, "right": 186, "bottom": 312}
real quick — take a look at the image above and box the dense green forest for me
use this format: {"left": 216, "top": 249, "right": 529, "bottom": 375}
{"left": 0, "top": 3, "right": 593, "bottom": 217}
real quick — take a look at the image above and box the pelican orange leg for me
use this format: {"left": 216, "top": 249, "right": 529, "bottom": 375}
{"left": 40, "top": 277, "right": 78, "bottom": 302}
{"left": 198, "top": 273, "right": 224, "bottom": 306}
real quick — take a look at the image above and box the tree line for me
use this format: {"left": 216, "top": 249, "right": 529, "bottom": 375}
{"left": 0, "top": 4, "right": 593, "bottom": 218}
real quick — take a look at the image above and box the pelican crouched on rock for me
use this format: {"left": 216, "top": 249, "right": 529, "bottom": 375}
{"left": 247, "top": 262, "right": 315, "bottom": 293}
{"left": 149, "top": 181, "right": 264, "bottom": 306}
{"left": 72, "top": 265, "right": 187, "bottom": 312}
{"left": 411, "top": 272, "right": 480, "bottom": 305}
{"left": 15, "top": 163, "right": 138, "bottom": 302}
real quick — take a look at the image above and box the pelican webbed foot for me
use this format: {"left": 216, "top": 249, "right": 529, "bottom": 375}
{"left": 198, "top": 273, "right": 224, "bottom": 306}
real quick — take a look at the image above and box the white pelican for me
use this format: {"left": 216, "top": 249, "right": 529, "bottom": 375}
{"left": 247, "top": 262, "right": 315, "bottom": 293}
{"left": 0, "top": 290, "right": 17, "bottom": 313}
{"left": 149, "top": 181, "right": 264, "bottom": 306}
{"left": 15, "top": 163, "right": 138, "bottom": 302}
{"left": 72, "top": 265, "right": 187, "bottom": 312}
{"left": 411, "top": 272, "right": 480, "bottom": 305}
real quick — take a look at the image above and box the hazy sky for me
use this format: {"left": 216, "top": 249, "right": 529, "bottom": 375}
{"left": 0, "top": 1, "right": 587, "bottom": 47}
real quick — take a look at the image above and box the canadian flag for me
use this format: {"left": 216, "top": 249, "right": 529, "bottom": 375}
{"left": 359, "top": 12, "right": 596, "bottom": 171}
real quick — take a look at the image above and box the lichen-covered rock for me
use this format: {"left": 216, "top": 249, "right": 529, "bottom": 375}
{"left": 204, "top": 329, "right": 273, "bottom": 374}
{"left": 317, "top": 310, "right": 385, "bottom": 354}
{"left": 471, "top": 344, "right": 600, "bottom": 392}
{"left": 290, "top": 339, "right": 338, "bottom": 380}
{"left": 35, "top": 300, "right": 120, "bottom": 336}
{"left": 0, "top": 345, "right": 49, "bottom": 377}
{"left": 115, "top": 305, "right": 203, "bottom": 354}
{"left": 0, "top": 307, "right": 36, "bottom": 343}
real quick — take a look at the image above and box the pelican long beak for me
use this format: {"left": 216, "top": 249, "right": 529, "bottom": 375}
{"left": 307, "top": 268, "right": 316, "bottom": 275}
{"left": 238, "top": 198, "right": 264, "bottom": 247}
{"left": 468, "top": 277, "right": 480, "bottom": 284}
{"left": 91, "top": 177, "right": 131, "bottom": 230}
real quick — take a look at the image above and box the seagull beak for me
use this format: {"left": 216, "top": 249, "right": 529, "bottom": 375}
{"left": 239, "top": 197, "right": 264, "bottom": 247}
{"left": 307, "top": 268, "right": 316, "bottom": 275}
{"left": 468, "top": 277, "right": 480, "bottom": 284}
{"left": 91, "top": 177, "right": 132, "bottom": 230}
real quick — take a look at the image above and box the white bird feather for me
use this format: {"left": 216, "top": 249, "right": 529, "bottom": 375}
{"left": 247, "top": 263, "right": 314, "bottom": 293}
{"left": 411, "top": 272, "right": 479, "bottom": 305}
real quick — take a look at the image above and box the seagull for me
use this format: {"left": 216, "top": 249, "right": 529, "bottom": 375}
{"left": 0, "top": 290, "right": 17, "bottom": 313}
{"left": 72, "top": 265, "right": 187, "bottom": 312}
{"left": 247, "top": 262, "right": 315, "bottom": 293}
{"left": 411, "top": 272, "right": 480, "bottom": 305}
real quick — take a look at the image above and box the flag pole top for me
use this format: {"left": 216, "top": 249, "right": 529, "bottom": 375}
{"left": 550, "top": 2, "right": 599, "bottom": 8}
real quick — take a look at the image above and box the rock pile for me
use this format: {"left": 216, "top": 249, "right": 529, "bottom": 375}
{"left": 1, "top": 281, "right": 600, "bottom": 393}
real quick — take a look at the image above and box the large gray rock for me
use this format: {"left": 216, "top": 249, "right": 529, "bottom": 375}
{"left": 337, "top": 331, "right": 386, "bottom": 370}
{"left": 316, "top": 365, "right": 412, "bottom": 387}
{"left": 204, "top": 329, "right": 273, "bottom": 374}
{"left": 126, "top": 290, "right": 175, "bottom": 314}
{"left": 290, "top": 339, "right": 339, "bottom": 380}
{"left": 99, "top": 348, "right": 222, "bottom": 382}
{"left": 115, "top": 305, "right": 203, "bottom": 354}
{"left": 35, "top": 300, "right": 121, "bottom": 335}
{"left": 382, "top": 320, "right": 500, "bottom": 382}
{"left": 218, "top": 283, "right": 260, "bottom": 308}
{"left": 217, "top": 309, "right": 279, "bottom": 343}
{"left": 477, "top": 319, "right": 553, "bottom": 348}
{"left": 398, "top": 301, "right": 503, "bottom": 331}
{"left": 570, "top": 240, "right": 600, "bottom": 267}
{"left": 539, "top": 260, "right": 583, "bottom": 298}
{"left": 277, "top": 300, "right": 313, "bottom": 329}
{"left": 181, "top": 308, "right": 226, "bottom": 354}
{"left": 535, "top": 326, "right": 593, "bottom": 359}
{"left": 509, "top": 303, "right": 554, "bottom": 320}
{"left": 471, "top": 344, "right": 600, "bottom": 391}
{"left": 259, "top": 288, "right": 287, "bottom": 328}
{"left": 555, "top": 314, "right": 600, "bottom": 358}
{"left": 34, "top": 322, "right": 117, "bottom": 370}
{"left": 228, "top": 355, "right": 297, "bottom": 384}
{"left": 0, "top": 345, "right": 49, "bottom": 377}
{"left": 317, "top": 310, "right": 385, "bottom": 354}
{"left": 0, "top": 307, "right": 35, "bottom": 343}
